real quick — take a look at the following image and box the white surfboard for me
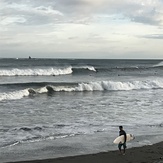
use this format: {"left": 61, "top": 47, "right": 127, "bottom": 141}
{"left": 113, "top": 134, "right": 134, "bottom": 144}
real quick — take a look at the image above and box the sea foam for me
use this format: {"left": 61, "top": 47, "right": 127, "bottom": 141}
{"left": 46, "top": 79, "right": 163, "bottom": 92}
{"left": 1, "top": 79, "right": 163, "bottom": 101}
{"left": 0, "top": 89, "right": 29, "bottom": 101}
{"left": 79, "top": 66, "right": 96, "bottom": 72}
{"left": 153, "top": 61, "right": 163, "bottom": 67}
{"left": 0, "top": 67, "right": 73, "bottom": 76}
{"left": 0, "top": 66, "right": 96, "bottom": 76}
{"left": 76, "top": 80, "right": 163, "bottom": 91}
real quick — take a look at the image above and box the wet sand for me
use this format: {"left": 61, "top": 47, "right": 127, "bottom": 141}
{"left": 8, "top": 141, "right": 163, "bottom": 163}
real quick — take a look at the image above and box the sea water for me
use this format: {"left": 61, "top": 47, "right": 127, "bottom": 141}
{"left": 0, "top": 59, "right": 163, "bottom": 162}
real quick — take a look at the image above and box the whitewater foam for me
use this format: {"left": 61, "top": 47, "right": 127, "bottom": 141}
{"left": 74, "top": 80, "right": 163, "bottom": 91}
{"left": 0, "top": 89, "right": 29, "bottom": 101}
{"left": 37, "top": 87, "right": 48, "bottom": 93}
{"left": 153, "top": 61, "right": 163, "bottom": 68}
{"left": 1, "top": 79, "right": 163, "bottom": 101}
{"left": 46, "top": 86, "right": 76, "bottom": 92}
{"left": 0, "top": 66, "right": 97, "bottom": 76}
{"left": 0, "top": 67, "right": 73, "bottom": 76}
{"left": 45, "top": 79, "right": 163, "bottom": 92}
{"left": 72, "top": 65, "right": 96, "bottom": 72}
{"left": 80, "top": 66, "right": 96, "bottom": 72}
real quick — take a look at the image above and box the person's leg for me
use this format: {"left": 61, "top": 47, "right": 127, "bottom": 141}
{"left": 118, "top": 143, "right": 122, "bottom": 154}
{"left": 123, "top": 143, "right": 126, "bottom": 155}
{"left": 123, "top": 147, "right": 126, "bottom": 155}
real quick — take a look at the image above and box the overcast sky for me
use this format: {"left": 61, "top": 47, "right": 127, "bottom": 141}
{"left": 0, "top": 0, "right": 163, "bottom": 59}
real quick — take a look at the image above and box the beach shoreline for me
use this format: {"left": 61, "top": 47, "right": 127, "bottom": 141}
{"left": 8, "top": 141, "right": 163, "bottom": 163}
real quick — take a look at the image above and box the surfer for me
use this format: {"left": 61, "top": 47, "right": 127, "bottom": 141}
{"left": 118, "top": 126, "right": 127, "bottom": 155}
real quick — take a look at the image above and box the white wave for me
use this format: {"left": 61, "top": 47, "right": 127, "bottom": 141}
{"left": 153, "top": 61, "right": 163, "bottom": 67}
{"left": 47, "top": 79, "right": 163, "bottom": 92}
{"left": 28, "top": 87, "right": 48, "bottom": 94}
{"left": 82, "top": 66, "right": 96, "bottom": 72}
{"left": 1, "top": 80, "right": 163, "bottom": 101}
{"left": 77, "top": 82, "right": 103, "bottom": 91}
{"left": 77, "top": 80, "right": 163, "bottom": 91}
{"left": 73, "top": 65, "right": 96, "bottom": 72}
{"left": 0, "top": 89, "right": 29, "bottom": 101}
{"left": 0, "top": 67, "right": 72, "bottom": 76}
{"left": 47, "top": 86, "right": 75, "bottom": 92}
{"left": 37, "top": 87, "right": 48, "bottom": 93}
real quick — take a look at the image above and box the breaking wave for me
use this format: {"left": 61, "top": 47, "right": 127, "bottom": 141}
{"left": 0, "top": 67, "right": 73, "bottom": 76}
{"left": 0, "top": 66, "right": 97, "bottom": 76}
{"left": 74, "top": 66, "right": 96, "bottom": 72}
{"left": 0, "top": 89, "right": 30, "bottom": 101}
{"left": 153, "top": 61, "right": 163, "bottom": 68}
{"left": 1, "top": 79, "right": 163, "bottom": 101}
{"left": 46, "top": 80, "right": 163, "bottom": 92}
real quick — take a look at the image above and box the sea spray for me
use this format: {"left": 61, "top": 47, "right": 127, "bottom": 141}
{"left": 0, "top": 67, "right": 73, "bottom": 76}
{"left": 1, "top": 79, "right": 163, "bottom": 101}
{"left": 0, "top": 89, "right": 29, "bottom": 101}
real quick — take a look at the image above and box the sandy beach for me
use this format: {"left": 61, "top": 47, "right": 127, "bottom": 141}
{"left": 8, "top": 141, "right": 163, "bottom": 163}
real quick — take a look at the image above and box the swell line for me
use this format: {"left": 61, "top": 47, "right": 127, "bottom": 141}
{"left": 1, "top": 79, "right": 163, "bottom": 102}
{"left": 0, "top": 67, "right": 73, "bottom": 76}
{"left": 0, "top": 66, "right": 97, "bottom": 76}
{"left": 0, "top": 82, "right": 78, "bottom": 88}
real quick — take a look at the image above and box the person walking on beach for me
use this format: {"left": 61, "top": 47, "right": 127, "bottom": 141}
{"left": 118, "top": 126, "right": 127, "bottom": 155}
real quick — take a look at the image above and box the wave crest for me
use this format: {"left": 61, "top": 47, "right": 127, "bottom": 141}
{"left": 153, "top": 61, "right": 163, "bottom": 68}
{"left": 0, "top": 89, "right": 29, "bottom": 101}
{"left": 0, "top": 65, "right": 97, "bottom": 76}
{"left": 0, "top": 67, "right": 73, "bottom": 76}
{"left": 76, "top": 80, "right": 163, "bottom": 91}
{"left": 45, "top": 80, "right": 163, "bottom": 92}
{"left": 1, "top": 79, "right": 163, "bottom": 101}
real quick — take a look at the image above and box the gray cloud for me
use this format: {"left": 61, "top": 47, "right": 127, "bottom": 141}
{"left": 0, "top": 0, "right": 63, "bottom": 25}
{"left": 129, "top": 14, "right": 161, "bottom": 26}
{"left": 1, "top": 0, "right": 163, "bottom": 26}
{"left": 140, "top": 34, "right": 163, "bottom": 39}
{"left": 55, "top": 0, "right": 163, "bottom": 26}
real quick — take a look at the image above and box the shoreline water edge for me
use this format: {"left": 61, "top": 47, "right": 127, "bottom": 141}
{"left": 7, "top": 141, "right": 163, "bottom": 163}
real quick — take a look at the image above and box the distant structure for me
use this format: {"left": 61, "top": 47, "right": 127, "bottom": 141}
{"left": 29, "top": 56, "right": 32, "bottom": 59}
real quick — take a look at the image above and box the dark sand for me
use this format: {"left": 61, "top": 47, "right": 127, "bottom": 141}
{"left": 8, "top": 141, "right": 163, "bottom": 163}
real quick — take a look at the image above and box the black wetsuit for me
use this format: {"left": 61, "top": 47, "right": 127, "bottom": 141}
{"left": 119, "top": 130, "right": 127, "bottom": 141}
{"left": 118, "top": 130, "right": 127, "bottom": 150}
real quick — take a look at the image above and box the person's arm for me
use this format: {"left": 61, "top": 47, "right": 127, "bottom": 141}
{"left": 124, "top": 131, "right": 127, "bottom": 143}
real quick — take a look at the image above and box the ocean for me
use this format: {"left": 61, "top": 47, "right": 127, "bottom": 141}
{"left": 0, "top": 58, "right": 163, "bottom": 162}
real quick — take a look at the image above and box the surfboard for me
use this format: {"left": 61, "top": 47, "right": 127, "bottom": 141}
{"left": 113, "top": 134, "right": 134, "bottom": 144}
